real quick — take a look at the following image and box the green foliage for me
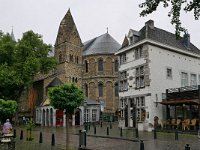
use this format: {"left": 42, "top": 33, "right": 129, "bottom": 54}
{"left": 0, "top": 30, "right": 57, "bottom": 100}
{"left": 48, "top": 84, "right": 85, "bottom": 114}
{"left": 26, "top": 118, "right": 35, "bottom": 130}
{"left": 139, "top": 0, "right": 200, "bottom": 37}
{"left": 26, "top": 118, "right": 35, "bottom": 141}
{"left": 0, "top": 99, "right": 17, "bottom": 121}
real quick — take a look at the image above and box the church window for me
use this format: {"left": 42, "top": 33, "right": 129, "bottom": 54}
{"left": 59, "top": 51, "right": 62, "bottom": 63}
{"left": 76, "top": 56, "right": 79, "bottom": 64}
{"left": 98, "top": 58, "right": 103, "bottom": 71}
{"left": 115, "top": 82, "right": 118, "bottom": 97}
{"left": 85, "top": 84, "right": 88, "bottom": 97}
{"left": 98, "top": 82, "right": 103, "bottom": 97}
{"left": 70, "top": 54, "right": 73, "bottom": 62}
{"left": 115, "top": 59, "right": 118, "bottom": 72}
{"left": 85, "top": 60, "right": 88, "bottom": 73}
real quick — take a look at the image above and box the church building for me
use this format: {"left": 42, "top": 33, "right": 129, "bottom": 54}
{"left": 18, "top": 9, "right": 121, "bottom": 127}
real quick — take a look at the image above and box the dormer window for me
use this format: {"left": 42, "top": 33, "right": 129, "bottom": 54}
{"left": 129, "top": 36, "right": 133, "bottom": 45}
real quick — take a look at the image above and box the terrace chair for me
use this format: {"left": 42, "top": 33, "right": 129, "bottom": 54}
{"left": 189, "top": 118, "right": 197, "bottom": 130}
{"left": 174, "top": 119, "right": 181, "bottom": 129}
{"left": 182, "top": 119, "right": 190, "bottom": 131}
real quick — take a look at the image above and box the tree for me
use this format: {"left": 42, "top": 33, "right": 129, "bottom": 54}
{"left": 139, "top": 0, "right": 200, "bottom": 37}
{"left": 0, "top": 30, "right": 57, "bottom": 100}
{"left": 48, "top": 84, "right": 85, "bottom": 150}
{"left": 0, "top": 99, "right": 17, "bottom": 122}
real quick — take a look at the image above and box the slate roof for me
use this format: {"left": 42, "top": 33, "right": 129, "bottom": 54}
{"left": 83, "top": 33, "right": 121, "bottom": 56}
{"left": 146, "top": 27, "right": 200, "bottom": 55}
{"left": 47, "top": 77, "right": 63, "bottom": 87}
{"left": 123, "top": 20, "right": 200, "bottom": 55}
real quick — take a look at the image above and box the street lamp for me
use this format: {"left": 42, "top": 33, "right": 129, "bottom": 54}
{"left": 83, "top": 101, "right": 87, "bottom": 125}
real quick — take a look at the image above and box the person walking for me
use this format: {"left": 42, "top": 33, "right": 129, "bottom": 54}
{"left": 2, "top": 119, "right": 12, "bottom": 135}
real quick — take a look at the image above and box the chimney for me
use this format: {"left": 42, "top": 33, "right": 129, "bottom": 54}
{"left": 183, "top": 33, "right": 190, "bottom": 49}
{"left": 145, "top": 20, "right": 154, "bottom": 29}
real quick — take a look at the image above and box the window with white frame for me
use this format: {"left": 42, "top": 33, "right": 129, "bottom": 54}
{"left": 136, "top": 97, "right": 145, "bottom": 122}
{"left": 84, "top": 109, "right": 90, "bottom": 123}
{"left": 181, "top": 72, "right": 188, "bottom": 87}
{"left": 135, "top": 46, "right": 143, "bottom": 60}
{"left": 92, "top": 109, "right": 97, "bottom": 122}
{"left": 135, "top": 66, "right": 144, "bottom": 89}
{"left": 119, "top": 53, "right": 126, "bottom": 65}
{"left": 190, "top": 74, "right": 197, "bottom": 86}
{"left": 119, "top": 71, "right": 128, "bottom": 91}
{"left": 121, "top": 99, "right": 124, "bottom": 108}
{"left": 166, "top": 68, "right": 172, "bottom": 79}
{"left": 121, "top": 110, "right": 124, "bottom": 118}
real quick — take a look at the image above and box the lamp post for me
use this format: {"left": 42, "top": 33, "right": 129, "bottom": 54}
{"left": 83, "top": 101, "right": 87, "bottom": 126}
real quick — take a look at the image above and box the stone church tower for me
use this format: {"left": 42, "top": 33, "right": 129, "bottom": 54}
{"left": 54, "top": 9, "right": 82, "bottom": 87}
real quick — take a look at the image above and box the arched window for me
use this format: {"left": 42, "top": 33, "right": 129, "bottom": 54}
{"left": 115, "top": 82, "right": 119, "bottom": 97}
{"left": 59, "top": 51, "right": 62, "bottom": 63}
{"left": 70, "top": 54, "right": 73, "bottom": 62}
{"left": 85, "top": 60, "right": 88, "bottom": 73}
{"left": 75, "top": 78, "right": 78, "bottom": 83}
{"left": 98, "top": 58, "right": 103, "bottom": 71}
{"left": 115, "top": 59, "right": 118, "bottom": 72}
{"left": 76, "top": 56, "right": 79, "bottom": 64}
{"left": 85, "top": 84, "right": 88, "bottom": 97}
{"left": 72, "top": 77, "right": 74, "bottom": 82}
{"left": 98, "top": 82, "right": 103, "bottom": 97}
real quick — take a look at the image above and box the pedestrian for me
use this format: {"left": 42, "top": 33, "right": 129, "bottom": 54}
{"left": 2, "top": 119, "right": 12, "bottom": 135}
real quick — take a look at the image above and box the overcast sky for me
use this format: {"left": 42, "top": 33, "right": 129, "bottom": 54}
{"left": 1, "top": 0, "right": 200, "bottom": 48}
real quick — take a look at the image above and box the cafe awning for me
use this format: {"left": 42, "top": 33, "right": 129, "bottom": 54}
{"left": 159, "top": 99, "right": 200, "bottom": 105}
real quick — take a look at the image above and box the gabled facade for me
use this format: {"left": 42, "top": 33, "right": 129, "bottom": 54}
{"left": 116, "top": 20, "right": 200, "bottom": 131}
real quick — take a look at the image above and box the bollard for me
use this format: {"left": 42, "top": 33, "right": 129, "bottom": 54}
{"left": 120, "top": 127, "right": 122, "bottom": 137}
{"left": 100, "top": 121, "right": 102, "bottom": 128}
{"left": 135, "top": 128, "right": 139, "bottom": 138}
{"left": 26, "top": 129, "right": 29, "bottom": 141}
{"left": 110, "top": 122, "right": 112, "bottom": 129}
{"left": 185, "top": 144, "right": 190, "bottom": 150}
{"left": 13, "top": 129, "right": 16, "bottom": 138}
{"left": 154, "top": 129, "right": 157, "bottom": 139}
{"left": 175, "top": 129, "right": 178, "bottom": 140}
{"left": 79, "top": 130, "right": 87, "bottom": 148}
{"left": 20, "top": 130, "right": 23, "bottom": 140}
{"left": 140, "top": 140, "right": 144, "bottom": 150}
{"left": 39, "top": 132, "right": 43, "bottom": 143}
{"left": 107, "top": 127, "right": 109, "bottom": 136}
{"left": 51, "top": 133, "right": 55, "bottom": 146}
{"left": 94, "top": 126, "right": 96, "bottom": 135}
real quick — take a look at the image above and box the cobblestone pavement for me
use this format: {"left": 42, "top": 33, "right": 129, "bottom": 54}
{"left": 11, "top": 122, "right": 200, "bottom": 150}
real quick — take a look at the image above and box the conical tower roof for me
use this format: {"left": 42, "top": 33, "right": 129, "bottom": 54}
{"left": 55, "top": 9, "right": 82, "bottom": 46}
{"left": 83, "top": 33, "right": 121, "bottom": 56}
{"left": 11, "top": 28, "right": 15, "bottom": 41}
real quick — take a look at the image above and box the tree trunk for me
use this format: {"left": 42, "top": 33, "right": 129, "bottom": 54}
{"left": 66, "top": 112, "right": 69, "bottom": 150}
